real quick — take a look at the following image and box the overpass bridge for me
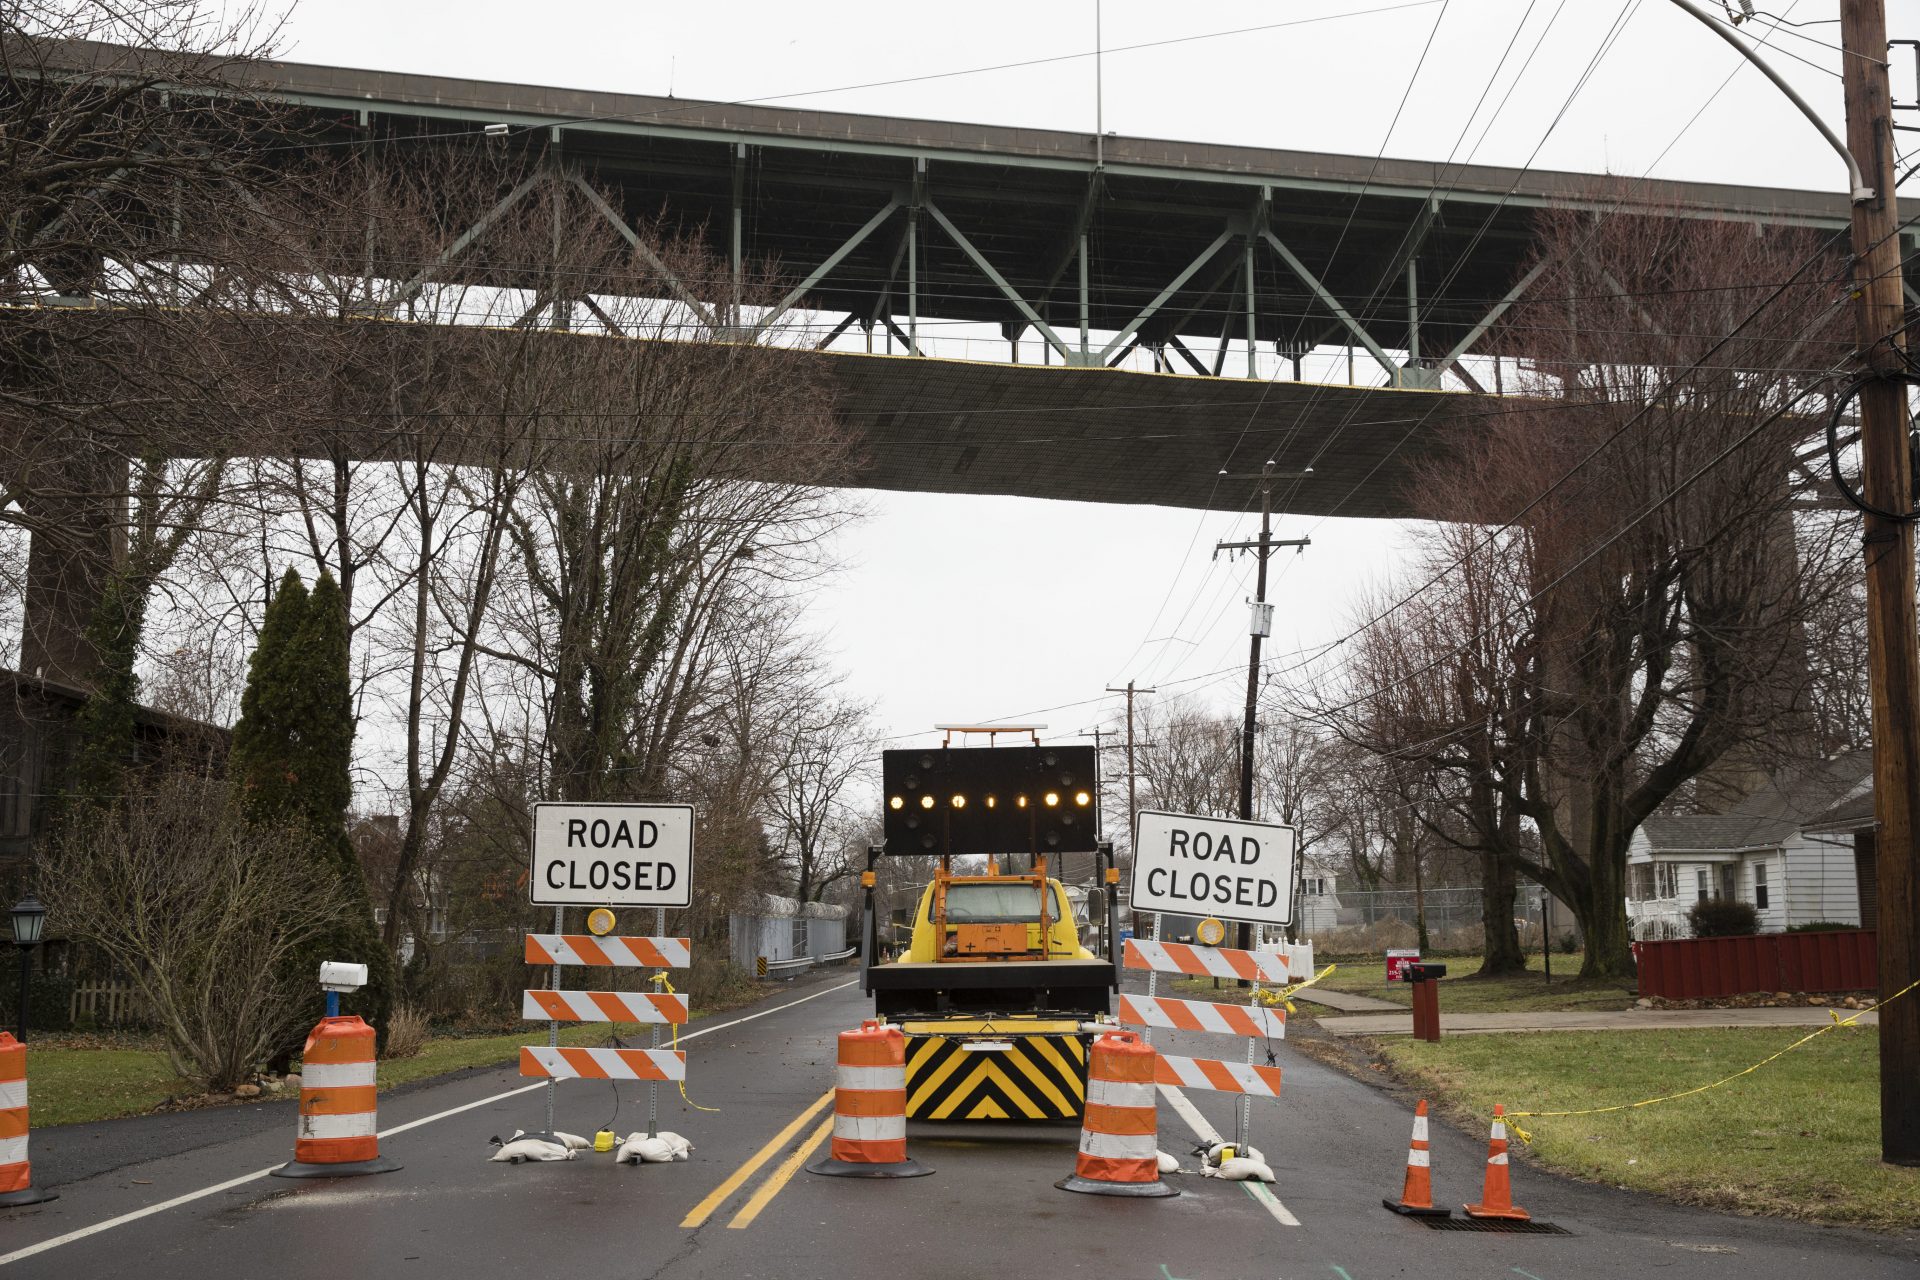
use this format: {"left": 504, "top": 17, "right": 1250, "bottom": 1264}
{"left": 10, "top": 42, "right": 1900, "bottom": 685}
{"left": 234, "top": 51, "right": 1884, "bottom": 515}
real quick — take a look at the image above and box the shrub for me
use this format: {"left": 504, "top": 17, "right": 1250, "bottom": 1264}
{"left": 1688, "top": 896, "right": 1759, "bottom": 938}
{"left": 382, "top": 1004, "right": 430, "bottom": 1060}
{"left": 42, "top": 773, "right": 359, "bottom": 1090}
{"left": 1555, "top": 931, "right": 1579, "bottom": 954}
{"left": 1786, "top": 921, "right": 1859, "bottom": 933}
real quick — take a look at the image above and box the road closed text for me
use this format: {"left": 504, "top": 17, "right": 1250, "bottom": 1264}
{"left": 1130, "top": 810, "right": 1297, "bottom": 928}
{"left": 530, "top": 802, "right": 695, "bottom": 907}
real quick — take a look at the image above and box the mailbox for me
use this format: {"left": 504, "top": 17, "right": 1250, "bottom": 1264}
{"left": 1403, "top": 962, "right": 1447, "bottom": 984}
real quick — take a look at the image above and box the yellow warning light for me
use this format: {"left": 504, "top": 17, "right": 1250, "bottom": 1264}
{"left": 1105, "top": 867, "right": 1121, "bottom": 885}
{"left": 1016, "top": 794, "right": 1029, "bottom": 809}
{"left": 586, "top": 908, "right": 617, "bottom": 937}
{"left": 950, "top": 794, "right": 966, "bottom": 809}
{"left": 860, "top": 870, "right": 876, "bottom": 888}
{"left": 1074, "top": 790, "right": 1092, "bottom": 807}
{"left": 1196, "top": 916, "right": 1227, "bottom": 946}
{"left": 1044, "top": 791, "right": 1060, "bottom": 807}
{"left": 889, "top": 795, "right": 905, "bottom": 811}
{"left": 920, "top": 794, "right": 936, "bottom": 810}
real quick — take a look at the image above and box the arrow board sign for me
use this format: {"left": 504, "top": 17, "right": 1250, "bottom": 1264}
{"left": 1130, "top": 810, "right": 1297, "bottom": 928}
{"left": 530, "top": 802, "right": 694, "bottom": 907}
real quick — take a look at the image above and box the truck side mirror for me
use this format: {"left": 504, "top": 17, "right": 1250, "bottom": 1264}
{"left": 1087, "top": 888, "right": 1106, "bottom": 916}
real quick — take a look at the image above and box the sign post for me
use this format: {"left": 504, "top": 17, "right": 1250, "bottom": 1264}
{"left": 528, "top": 802, "right": 694, "bottom": 1144}
{"left": 1129, "top": 809, "right": 1297, "bottom": 1153}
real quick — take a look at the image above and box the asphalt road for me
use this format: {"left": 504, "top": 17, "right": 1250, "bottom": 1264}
{"left": 1, "top": 972, "right": 1914, "bottom": 1280}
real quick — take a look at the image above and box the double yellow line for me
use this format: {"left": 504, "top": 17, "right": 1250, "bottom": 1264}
{"left": 681, "top": 1089, "right": 836, "bottom": 1231}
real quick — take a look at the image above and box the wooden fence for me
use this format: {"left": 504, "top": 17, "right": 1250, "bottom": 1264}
{"left": 69, "top": 979, "right": 149, "bottom": 1027}
{"left": 1635, "top": 930, "right": 1878, "bottom": 1000}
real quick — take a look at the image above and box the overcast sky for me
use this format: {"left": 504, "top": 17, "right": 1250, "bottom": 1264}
{"left": 275, "top": 0, "right": 1860, "bottom": 770}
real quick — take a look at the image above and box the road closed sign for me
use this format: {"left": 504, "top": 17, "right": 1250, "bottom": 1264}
{"left": 530, "top": 802, "right": 694, "bottom": 907}
{"left": 1130, "top": 810, "right": 1298, "bottom": 928}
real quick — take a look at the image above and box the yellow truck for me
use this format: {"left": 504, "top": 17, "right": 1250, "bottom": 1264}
{"left": 860, "top": 732, "right": 1119, "bottom": 1121}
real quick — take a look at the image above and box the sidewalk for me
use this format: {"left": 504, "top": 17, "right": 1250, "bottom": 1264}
{"left": 1291, "top": 988, "right": 1403, "bottom": 1013}
{"left": 1308, "top": 1005, "right": 1880, "bottom": 1036}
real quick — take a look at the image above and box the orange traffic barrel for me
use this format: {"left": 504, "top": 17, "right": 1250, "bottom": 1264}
{"left": 807, "top": 1020, "right": 931, "bottom": 1178}
{"left": 271, "top": 1016, "right": 401, "bottom": 1179}
{"left": 1383, "top": 1098, "right": 1450, "bottom": 1217}
{"left": 0, "top": 1032, "right": 55, "bottom": 1208}
{"left": 1056, "top": 1029, "right": 1177, "bottom": 1198}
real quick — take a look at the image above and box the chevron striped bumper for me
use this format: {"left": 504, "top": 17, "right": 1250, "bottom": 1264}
{"left": 901, "top": 1021, "right": 1090, "bottom": 1121}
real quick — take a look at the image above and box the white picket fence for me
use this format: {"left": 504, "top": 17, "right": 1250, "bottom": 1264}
{"left": 69, "top": 979, "right": 149, "bottom": 1027}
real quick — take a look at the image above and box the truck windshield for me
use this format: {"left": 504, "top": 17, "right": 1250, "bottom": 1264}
{"left": 944, "top": 883, "right": 1049, "bottom": 923}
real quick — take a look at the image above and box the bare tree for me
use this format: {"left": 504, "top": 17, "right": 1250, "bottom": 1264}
{"left": 1326, "top": 205, "right": 1856, "bottom": 979}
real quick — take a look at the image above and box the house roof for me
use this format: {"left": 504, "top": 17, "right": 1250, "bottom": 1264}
{"left": 1802, "top": 779, "right": 1876, "bottom": 835}
{"left": 1639, "top": 751, "right": 1875, "bottom": 852}
{"left": 1639, "top": 813, "right": 1799, "bottom": 853}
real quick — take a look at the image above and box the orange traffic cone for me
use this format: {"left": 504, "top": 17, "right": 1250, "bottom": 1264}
{"left": 1464, "top": 1104, "right": 1530, "bottom": 1221}
{"left": 1383, "top": 1099, "right": 1449, "bottom": 1218}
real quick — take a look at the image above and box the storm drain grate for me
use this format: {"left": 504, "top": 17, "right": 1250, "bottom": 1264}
{"left": 1418, "top": 1216, "right": 1573, "bottom": 1236}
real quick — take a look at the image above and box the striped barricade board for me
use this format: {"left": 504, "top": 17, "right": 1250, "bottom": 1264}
{"left": 519, "top": 1046, "right": 687, "bottom": 1081}
{"left": 521, "top": 990, "right": 689, "bottom": 1024}
{"left": 1123, "top": 939, "right": 1290, "bottom": 984}
{"left": 525, "top": 934, "right": 690, "bottom": 968}
{"left": 1154, "top": 1054, "right": 1283, "bottom": 1097}
{"left": 1118, "top": 993, "right": 1285, "bottom": 1040}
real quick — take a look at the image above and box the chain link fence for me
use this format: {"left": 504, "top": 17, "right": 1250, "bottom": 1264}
{"left": 1302, "top": 885, "right": 1566, "bottom": 954}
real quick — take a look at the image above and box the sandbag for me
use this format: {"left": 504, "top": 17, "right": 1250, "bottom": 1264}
{"left": 490, "top": 1136, "right": 574, "bottom": 1163}
{"left": 1202, "top": 1156, "right": 1276, "bottom": 1183}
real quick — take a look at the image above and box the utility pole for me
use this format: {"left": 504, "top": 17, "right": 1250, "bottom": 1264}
{"left": 1216, "top": 463, "right": 1310, "bottom": 957}
{"left": 1079, "top": 726, "right": 1111, "bottom": 843}
{"left": 1106, "top": 680, "right": 1155, "bottom": 848}
{"left": 1840, "top": 0, "right": 1920, "bottom": 1167}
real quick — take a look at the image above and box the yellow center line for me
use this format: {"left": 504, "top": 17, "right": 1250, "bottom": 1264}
{"left": 680, "top": 1088, "right": 834, "bottom": 1229}
{"left": 726, "top": 1116, "right": 835, "bottom": 1230}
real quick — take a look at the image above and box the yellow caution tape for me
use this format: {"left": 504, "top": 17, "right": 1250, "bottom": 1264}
{"left": 1499, "top": 975, "right": 1918, "bottom": 1145}
{"left": 1255, "top": 963, "right": 1338, "bottom": 1015}
{"left": 650, "top": 971, "right": 722, "bottom": 1113}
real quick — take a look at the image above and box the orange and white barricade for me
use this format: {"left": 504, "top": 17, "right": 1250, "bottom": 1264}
{"left": 1123, "top": 939, "right": 1289, "bottom": 984}
{"left": 807, "top": 1020, "right": 930, "bottom": 1178}
{"left": 1118, "top": 993, "right": 1284, "bottom": 1040}
{"left": 0, "top": 1033, "right": 54, "bottom": 1207}
{"left": 1384, "top": 1099, "right": 1450, "bottom": 1218}
{"left": 1056, "top": 1029, "right": 1177, "bottom": 1198}
{"left": 1153, "top": 1054, "right": 1283, "bottom": 1098}
{"left": 271, "top": 1015, "right": 400, "bottom": 1179}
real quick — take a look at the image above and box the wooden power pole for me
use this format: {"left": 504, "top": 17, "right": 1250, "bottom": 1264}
{"left": 1217, "top": 463, "right": 1310, "bottom": 956}
{"left": 1840, "top": 0, "right": 1920, "bottom": 1166}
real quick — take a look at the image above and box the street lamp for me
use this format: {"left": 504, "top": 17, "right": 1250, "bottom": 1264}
{"left": 10, "top": 895, "right": 46, "bottom": 1043}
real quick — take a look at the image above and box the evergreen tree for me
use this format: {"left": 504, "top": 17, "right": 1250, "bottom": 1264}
{"left": 230, "top": 569, "right": 394, "bottom": 1045}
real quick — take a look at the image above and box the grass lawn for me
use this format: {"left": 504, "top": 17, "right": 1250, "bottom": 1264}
{"left": 22, "top": 1045, "right": 199, "bottom": 1127}
{"left": 1310, "top": 951, "right": 1637, "bottom": 1014}
{"left": 1168, "top": 951, "right": 1636, "bottom": 1015}
{"left": 1377, "top": 1026, "right": 1918, "bottom": 1232}
{"left": 22, "top": 970, "right": 823, "bottom": 1126}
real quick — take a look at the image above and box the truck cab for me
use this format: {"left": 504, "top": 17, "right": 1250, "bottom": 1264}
{"left": 858, "top": 732, "right": 1119, "bottom": 1120}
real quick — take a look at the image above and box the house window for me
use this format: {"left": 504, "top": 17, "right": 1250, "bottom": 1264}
{"left": 1302, "top": 876, "right": 1329, "bottom": 897}
{"left": 1628, "top": 864, "right": 1653, "bottom": 902}
{"left": 1754, "top": 862, "right": 1769, "bottom": 911}
{"left": 1656, "top": 864, "right": 1678, "bottom": 899}
{"left": 1696, "top": 868, "right": 1711, "bottom": 902}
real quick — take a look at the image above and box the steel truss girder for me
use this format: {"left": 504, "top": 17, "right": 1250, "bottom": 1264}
{"left": 1259, "top": 228, "right": 1398, "bottom": 379}
{"left": 750, "top": 198, "right": 901, "bottom": 339}
{"left": 922, "top": 200, "right": 1076, "bottom": 362}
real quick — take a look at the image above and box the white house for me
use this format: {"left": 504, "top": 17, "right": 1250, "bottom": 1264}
{"left": 1294, "top": 854, "right": 1343, "bottom": 934}
{"left": 1626, "top": 753, "right": 1869, "bottom": 939}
